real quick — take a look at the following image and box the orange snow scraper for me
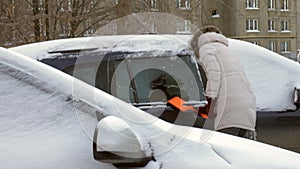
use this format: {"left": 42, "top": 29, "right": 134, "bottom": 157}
{"left": 168, "top": 96, "right": 208, "bottom": 119}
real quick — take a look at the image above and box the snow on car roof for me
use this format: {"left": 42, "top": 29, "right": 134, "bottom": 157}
{"left": 229, "top": 39, "right": 300, "bottom": 111}
{"left": 10, "top": 35, "right": 193, "bottom": 60}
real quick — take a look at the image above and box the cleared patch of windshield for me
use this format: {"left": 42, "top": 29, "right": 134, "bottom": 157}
{"left": 111, "top": 55, "right": 205, "bottom": 104}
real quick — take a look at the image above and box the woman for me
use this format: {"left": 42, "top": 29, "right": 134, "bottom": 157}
{"left": 190, "top": 25, "right": 257, "bottom": 140}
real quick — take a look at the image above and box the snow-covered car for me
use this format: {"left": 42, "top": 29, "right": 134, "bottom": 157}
{"left": 2, "top": 46, "right": 300, "bottom": 169}
{"left": 10, "top": 35, "right": 300, "bottom": 152}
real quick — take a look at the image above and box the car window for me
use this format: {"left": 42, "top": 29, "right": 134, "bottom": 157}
{"left": 56, "top": 52, "right": 206, "bottom": 105}
{"left": 110, "top": 55, "right": 205, "bottom": 103}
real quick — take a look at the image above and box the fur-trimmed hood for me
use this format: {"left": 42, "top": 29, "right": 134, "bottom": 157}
{"left": 198, "top": 32, "right": 228, "bottom": 49}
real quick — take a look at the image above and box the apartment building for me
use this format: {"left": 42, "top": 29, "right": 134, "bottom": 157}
{"left": 115, "top": 0, "right": 201, "bottom": 35}
{"left": 115, "top": 0, "right": 298, "bottom": 59}
{"left": 202, "top": 0, "right": 298, "bottom": 60}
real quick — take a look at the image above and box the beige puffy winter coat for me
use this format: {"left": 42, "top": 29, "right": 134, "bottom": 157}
{"left": 197, "top": 32, "right": 256, "bottom": 131}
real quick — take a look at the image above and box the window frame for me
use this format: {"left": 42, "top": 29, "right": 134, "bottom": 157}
{"left": 281, "top": 40, "right": 290, "bottom": 53}
{"left": 177, "top": 20, "right": 192, "bottom": 34}
{"left": 252, "top": 41, "right": 259, "bottom": 45}
{"left": 268, "top": 41, "right": 276, "bottom": 52}
{"left": 280, "top": 0, "right": 289, "bottom": 11}
{"left": 281, "top": 20, "right": 290, "bottom": 32}
{"left": 268, "top": 0, "right": 276, "bottom": 10}
{"left": 246, "top": 19, "right": 259, "bottom": 32}
{"left": 177, "top": 0, "right": 191, "bottom": 10}
{"left": 268, "top": 19, "right": 276, "bottom": 32}
{"left": 150, "top": 0, "right": 158, "bottom": 10}
{"left": 246, "top": 0, "right": 259, "bottom": 9}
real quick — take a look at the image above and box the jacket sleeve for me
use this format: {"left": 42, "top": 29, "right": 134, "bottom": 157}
{"left": 199, "top": 49, "right": 221, "bottom": 99}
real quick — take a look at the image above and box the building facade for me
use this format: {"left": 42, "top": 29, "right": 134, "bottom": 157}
{"left": 114, "top": 0, "right": 201, "bottom": 35}
{"left": 201, "top": 0, "right": 298, "bottom": 60}
{"left": 115, "top": 0, "right": 298, "bottom": 59}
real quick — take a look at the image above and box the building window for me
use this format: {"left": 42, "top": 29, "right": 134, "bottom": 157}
{"left": 177, "top": 0, "right": 191, "bottom": 9}
{"left": 246, "top": 0, "right": 258, "bottom": 9}
{"left": 177, "top": 20, "right": 191, "bottom": 34}
{"left": 252, "top": 41, "right": 259, "bottom": 45}
{"left": 246, "top": 19, "right": 259, "bottom": 31}
{"left": 268, "top": 41, "right": 276, "bottom": 52}
{"left": 211, "top": 10, "right": 220, "bottom": 18}
{"left": 268, "top": 0, "right": 276, "bottom": 9}
{"left": 150, "top": 0, "right": 157, "bottom": 10}
{"left": 281, "top": 20, "right": 290, "bottom": 32}
{"left": 280, "top": 0, "right": 289, "bottom": 10}
{"left": 281, "top": 41, "right": 289, "bottom": 52}
{"left": 212, "top": 10, "right": 217, "bottom": 15}
{"left": 268, "top": 20, "right": 276, "bottom": 31}
{"left": 38, "top": 0, "right": 45, "bottom": 11}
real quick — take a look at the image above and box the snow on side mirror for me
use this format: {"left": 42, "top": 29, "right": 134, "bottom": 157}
{"left": 294, "top": 87, "right": 300, "bottom": 110}
{"left": 93, "top": 116, "right": 153, "bottom": 167}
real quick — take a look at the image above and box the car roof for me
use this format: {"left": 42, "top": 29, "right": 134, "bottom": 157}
{"left": 10, "top": 35, "right": 194, "bottom": 61}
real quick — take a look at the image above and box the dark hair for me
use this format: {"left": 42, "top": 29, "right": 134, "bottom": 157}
{"left": 190, "top": 25, "right": 221, "bottom": 58}
{"left": 201, "top": 25, "right": 222, "bottom": 34}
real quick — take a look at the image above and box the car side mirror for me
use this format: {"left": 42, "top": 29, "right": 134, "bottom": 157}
{"left": 93, "top": 116, "right": 153, "bottom": 167}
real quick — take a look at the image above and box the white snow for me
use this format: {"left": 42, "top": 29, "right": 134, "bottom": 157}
{"left": 0, "top": 53, "right": 113, "bottom": 168}
{"left": 2, "top": 47, "right": 300, "bottom": 168}
{"left": 10, "top": 35, "right": 191, "bottom": 60}
{"left": 229, "top": 39, "right": 300, "bottom": 111}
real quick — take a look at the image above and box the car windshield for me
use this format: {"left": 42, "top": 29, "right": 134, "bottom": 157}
{"left": 110, "top": 54, "right": 205, "bottom": 104}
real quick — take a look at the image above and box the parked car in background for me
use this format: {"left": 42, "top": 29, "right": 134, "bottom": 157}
{"left": 10, "top": 35, "right": 300, "bottom": 152}
{"left": 2, "top": 47, "right": 300, "bottom": 169}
